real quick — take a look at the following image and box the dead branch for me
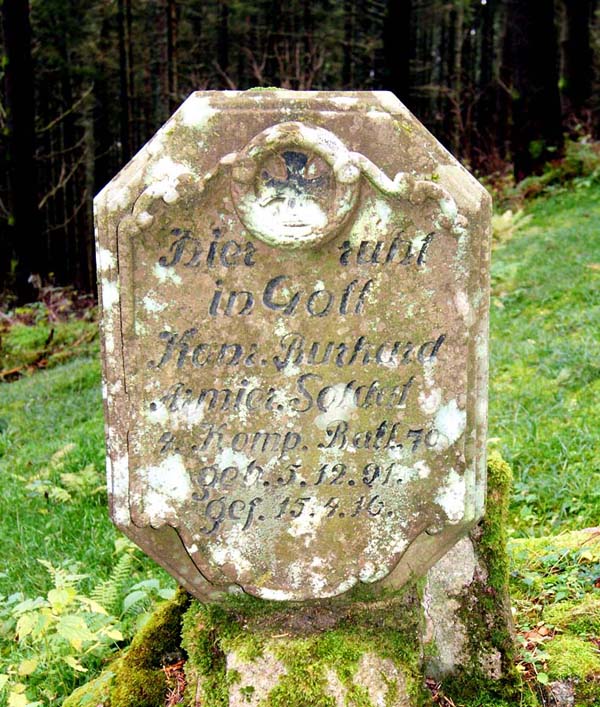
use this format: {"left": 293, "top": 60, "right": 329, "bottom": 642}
{"left": 37, "top": 84, "right": 94, "bottom": 135}
{"left": 45, "top": 188, "right": 89, "bottom": 232}
{"left": 213, "top": 62, "right": 238, "bottom": 90}
{"left": 38, "top": 156, "right": 85, "bottom": 210}
{"left": 36, "top": 133, "right": 86, "bottom": 161}
{"left": 0, "top": 328, "right": 98, "bottom": 382}
{"left": 243, "top": 46, "right": 268, "bottom": 85}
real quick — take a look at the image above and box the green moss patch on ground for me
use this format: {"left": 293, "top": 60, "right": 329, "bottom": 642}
{"left": 544, "top": 592, "right": 600, "bottom": 636}
{"left": 510, "top": 529, "right": 600, "bottom": 704}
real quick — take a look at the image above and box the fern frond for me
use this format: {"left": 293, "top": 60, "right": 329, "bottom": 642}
{"left": 90, "top": 552, "right": 135, "bottom": 614}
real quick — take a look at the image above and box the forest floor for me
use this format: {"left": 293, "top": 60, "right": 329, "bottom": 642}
{"left": 0, "top": 184, "right": 598, "bottom": 705}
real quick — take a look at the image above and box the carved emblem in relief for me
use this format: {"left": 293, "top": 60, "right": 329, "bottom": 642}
{"left": 229, "top": 123, "right": 361, "bottom": 248}
{"left": 120, "top": 121, "right": 466, "bottom": 246}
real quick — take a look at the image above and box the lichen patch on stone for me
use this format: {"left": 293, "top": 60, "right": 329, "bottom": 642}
{"left": 179, "top": 94, "right": 218, "bottom": 129}
{"left": 435, "top": 469, "right": 466, "bottom": 523}
{"left": 435, "top": 399, "right": 467, "bottom": 447}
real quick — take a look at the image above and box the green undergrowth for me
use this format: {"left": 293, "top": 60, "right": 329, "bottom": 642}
{"left": 0, "top": 355, "right": 176, "bottom": 706}
{"left": 0, "top": 306, "right": 99, "bottom": 376}
{"left": 509, "top": 529, "right": 600, "bottom": 704}
{"left": 488, "top": 185, "right": 600, "bottom": 536}
{"left": 487, "top": 135, "right": 600, "bottom": 211}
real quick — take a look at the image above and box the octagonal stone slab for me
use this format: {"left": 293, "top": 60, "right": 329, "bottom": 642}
{"left": 95, "top": 90, "right": 491, "bottom": 602}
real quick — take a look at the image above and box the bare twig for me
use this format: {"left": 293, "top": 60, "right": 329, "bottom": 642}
{"left": 213, "top": 62, "right": 238, "bottom": 90}
{"left": 36, "top": 133, "right": 86, "bottom": 161}
{"left": 37, "top": 85, "right": 94, "bottom": 134}
{"left": 45, "top": 189, "right": 89, "bottom": 232}
{"left": 243, "top": 46, "right": 268, "bottom": 85}
{"left": 38, "top": 157, "right": 85, "bottom": 209}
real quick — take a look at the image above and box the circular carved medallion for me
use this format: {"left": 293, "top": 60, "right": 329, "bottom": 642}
{"left": 230, "top": 122, "right": 361, "bottom": 249}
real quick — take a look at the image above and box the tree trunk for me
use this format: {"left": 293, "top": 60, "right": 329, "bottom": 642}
{"left": 504, "top": 0, "right": 563, "bottom": 179}
{"left": 442, "top": 6, "right": 456, "bottom": 148}
{"left": 382, "top": 0, "right": 412, "bottom": 105}
{"left": 1, "top": 0, "right": 42, "bottom": 301}
{"left": 167, "top": 0, "right": 178, "bottom": 112}
{"left": 82, "top": 86, "right": 96, "bottom": 291}
{"left": 265, "top": 0, "right": 282, "bottom": 84}
{"left": 217, "top": 0, "right": 230, "bottom": 84}
{"left": 451, "top": 4, "right": 464, "bottom": 156}
{"left": 117, "top": 0, "right": 132, "bottom": 162}
{"left": 126, "top": 0, "right": 136, "bottom": 150}
{"left": 342, "top": 0, "right": 354, "bottom": 88}
{"left": 473, "top": 0, "right": 498, "bottom": 168}
{"left": 560, "top": 0, "right": 593, "bottom": 125}
{"left": 94, "top": 13, "right": 114, "bottom": 194}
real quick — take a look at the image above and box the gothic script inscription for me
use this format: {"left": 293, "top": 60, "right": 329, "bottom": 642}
{"left": 96, "top": 91, "right": 491, "bottom": 601}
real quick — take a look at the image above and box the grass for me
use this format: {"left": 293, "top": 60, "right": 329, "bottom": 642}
{"left": 489, "top": 186, "right": 600, "bottom": 536}
{"left": 0, "top": 353, "right": 111, "bottom": 597}
{"left": 0, "top": 342, "right": 176, "bottom": 706}
{"left": 0, "top": 349, "right": 174, "bottom": 599}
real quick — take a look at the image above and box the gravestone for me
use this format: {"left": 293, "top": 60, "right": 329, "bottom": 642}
{"left": 96, "top": 90, "right": 490, "bottom": 602}
{"left": 93, "top": 91, "right": 516, "bottom": 705}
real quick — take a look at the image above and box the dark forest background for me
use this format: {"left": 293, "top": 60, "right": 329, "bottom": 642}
{"left": 1, "top": 0, "right": 598, "bottom": 301}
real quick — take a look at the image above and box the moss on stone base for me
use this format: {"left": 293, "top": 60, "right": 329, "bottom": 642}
{"left": 181, "top": 584, "right": 429, "bottom": 706}
{"left": 63, "top": 588, "right": 190, "bottom": 707}
{"left": 438, "top": 453, "right": 535, "bottom": 707}
{"left": 63, "top": 669, "right": 116, "bottom": 707}
{"left": 110, "top": 587, "right": 190, "bottom": 707}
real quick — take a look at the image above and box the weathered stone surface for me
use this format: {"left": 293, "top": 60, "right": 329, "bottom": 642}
{"left": 423, "top": 535, "right": 504, "bottom": 680}
{"left": 95, "top": 90, "right": 491, "bottom": 601}
{"left": 352, "top": 653, "right": 410, "bottom": 706}
{"left": 227, "top": 650, "right": 287, "bottom": 706}
{"left": 547, "top": 680, "right": 576, "bottom": 707}
{"left": 422, "top": 536, "right": 477, "bottom": 676}
{"left": 225, "top": 651, "right": 410, "bottom": 707}
{"left": 64, "top": 456, "right": 523, "bottom": 707}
